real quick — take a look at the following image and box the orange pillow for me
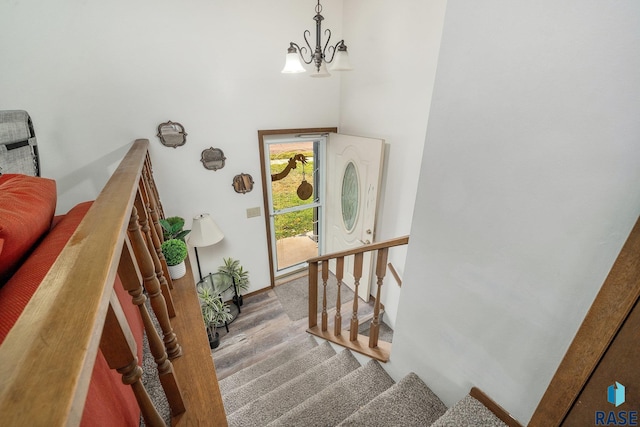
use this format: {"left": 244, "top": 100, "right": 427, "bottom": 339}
{"left": 0, "top": 174, "right": 56, "bottom": 284}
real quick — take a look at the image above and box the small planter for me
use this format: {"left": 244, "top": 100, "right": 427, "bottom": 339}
{"left": 208, "top": 331, "right": 220, "bottom": 349}
{"left": 168, "top": 261, "right": 186, "bottom": 279}
{"left": 162, "top": 238, "right": 188, "bottom": 279}
{"left": 198, "top": 279, "right": 233, "bottom": 352}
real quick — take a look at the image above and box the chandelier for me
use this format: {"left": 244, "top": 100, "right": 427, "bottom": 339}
{"left": 281, "top": 0, "right": 353, "bottom": 77}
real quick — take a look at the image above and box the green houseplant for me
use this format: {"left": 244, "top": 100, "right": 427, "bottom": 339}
{"left": 217, "top": 257, "right": 250, "bottom": 306}
{"left": 197, "top": 282, "right": 233, "bottom": 349}
{"left": 161, "top": 238, "right": 188, "bottom": 279}
{"left": 160, "top": 216, "right": 191, "bottom": 241}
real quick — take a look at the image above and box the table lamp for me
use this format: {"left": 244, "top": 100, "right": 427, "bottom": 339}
{"left": 188, "top": 213, "right": 224, "bottom": 280}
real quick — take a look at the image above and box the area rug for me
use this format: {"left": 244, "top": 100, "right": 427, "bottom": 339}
{"left": 274, "top": 272, "right": 355, "bottom": 322}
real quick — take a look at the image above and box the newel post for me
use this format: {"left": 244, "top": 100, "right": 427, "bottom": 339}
{"left": 309, "top": 261, "right": 319, "bottom": 329}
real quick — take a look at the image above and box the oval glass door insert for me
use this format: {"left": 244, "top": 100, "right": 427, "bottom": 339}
{"left": 341, "top": 161, "right": 359, "bottom": 232}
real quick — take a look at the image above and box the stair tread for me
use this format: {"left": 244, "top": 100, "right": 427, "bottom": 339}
{"left": 218, "top": 335, "right": 317, "bottom": 395}
{"left": 430, "top": 395, "right": 508, "bottom": 427}
{"left": 267, "top": 359, "right": 395, "bottom": 427}
{"left": 223, "top": 341, "right": 336, "bottom": 414}
{"left": 227, "top": 349, "right": 361, "bottom": 427}
{"left": 337, "top": 372, "right": 447, "bottom": 427}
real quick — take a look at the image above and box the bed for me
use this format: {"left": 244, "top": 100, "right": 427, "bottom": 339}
{"left": 0, "top": 111, "right": 226, "bottom": 426}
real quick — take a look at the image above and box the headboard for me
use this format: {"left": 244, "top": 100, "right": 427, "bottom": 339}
{"left": 0, "top": 110, "right": 40, "bottom": 177}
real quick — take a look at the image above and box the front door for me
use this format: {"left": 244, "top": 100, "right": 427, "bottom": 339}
{"left": 325, "top": 133, "right": 384, "bottom": 301}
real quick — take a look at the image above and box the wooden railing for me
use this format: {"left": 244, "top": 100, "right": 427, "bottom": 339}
{"left": 0, "top": 139, "right": 227, "bottom": 426}
{"left": 529, "top": 216, "right": 640, "bottom": 426}
{"left": 307, "top": 236, "right": 409, "bottom": 362}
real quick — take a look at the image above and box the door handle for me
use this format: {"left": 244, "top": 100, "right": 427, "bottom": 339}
{"left": 359, "top": 239, "right": 371, "bottom": 245}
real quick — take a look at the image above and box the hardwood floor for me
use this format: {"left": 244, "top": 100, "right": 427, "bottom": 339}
{"left": 211, "top": 288, "right": 309, "bottom": 380}
{"left": 211, "top": 283, "right": 376, "bottom": 381}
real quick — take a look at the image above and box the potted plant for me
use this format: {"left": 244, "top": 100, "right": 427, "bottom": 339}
{"left": 217, "top": 257, "right": 250, "bottom": 306}
{"left": 161, "top": 238, "right": 188, "bottom": 279}
{"left": 197, "top": 282, "right": 233, "bottom": 349}
{"left": 159, "top": 216, "right": 191, "bottom": 241}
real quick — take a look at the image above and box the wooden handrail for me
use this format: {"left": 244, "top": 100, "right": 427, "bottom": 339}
{"left": 307, "top": 235, "right": 409, "bottom": 362}
{"left": 0, "top": 140, "right": 149, "bottom": 425}
{"left": 388, "top": 263, "right": 402, "bottom": 287}
{"left": 470, "top": 387, "right": 523, "bottom": 427}
{"left": 529, "top": 216, "right": 640, "bottom": 426}
{"left": 307, "top": 235, "right": 409, "bottom": 263}
{"left": 0, "top": 138, "right": 230, "bottom": 426}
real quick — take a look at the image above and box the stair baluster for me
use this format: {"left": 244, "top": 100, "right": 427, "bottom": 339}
{"left": 140, "top": 168, "right": 174, "bottom": 290}
{"left": 369, "top": 248, "right": 389, "bottom": 348}
{"left": 135, "top": 189, "right": 176, "bottom": 317}
{"left": 101, "top": 290, "right": 166, "bottom": 427}
{"left": 118, "top": 237, "right": 186, "bottom": 416}
{"left": 308, "top": 262, "right": 318, "bottom": 329}
{"left": 321, "top": 259, "right": 329, "bottom": 331}
{"left": 144, "top": 153, "right": 165, "bottom": 219}
{"left": 334, "top": 257, "right": 344, "bottom": 336}
{"left": 127, "top": 202, "right": 182, "bottom": 360}
{"left": 350, "top": 252, "right": 364, "bottom": 342}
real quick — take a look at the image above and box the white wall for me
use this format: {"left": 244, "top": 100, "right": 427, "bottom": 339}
{"left": 339, "top": 0, "right": 448, "bottom": 327}
{"left": 389, "top": 0, "right": 640, "bottom": 423}
{"left": 0, "top": 0, "right": 343, "bottom": 293}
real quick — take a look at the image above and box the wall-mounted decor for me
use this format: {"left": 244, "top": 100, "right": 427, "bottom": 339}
{"left": 157, "top": 121, "right": 187, "bottom": 148}
{"left": 232, "top": 173, "right": 254, "bottom": 194}
{"left": 201, "top": 147, "right": 226, "bottom": 171}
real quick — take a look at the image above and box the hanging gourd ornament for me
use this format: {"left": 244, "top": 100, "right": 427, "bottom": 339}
{"left": 297, "top": 161, "right": 313, "bottom": 200}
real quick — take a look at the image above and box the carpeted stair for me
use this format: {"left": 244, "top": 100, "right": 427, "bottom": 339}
{"left": 219, "top": 336, "right": 318, "bottom": 395}
{"left": 219, "top": 337, "right": 508, "bottom": 427}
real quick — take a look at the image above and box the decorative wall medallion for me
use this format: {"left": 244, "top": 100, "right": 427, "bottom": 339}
{"left": 232, "top": 173, "right": 254, "bottom": 194}
{"left": 201, "top": 147, "right": 226, "bottom": 171}
{"left": 157, "top": 121, "right": 187, "bottom": 148}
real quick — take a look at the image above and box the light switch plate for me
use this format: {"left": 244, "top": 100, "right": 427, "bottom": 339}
{"left": 246, "top": 207, "right": 261, "bottom": 218}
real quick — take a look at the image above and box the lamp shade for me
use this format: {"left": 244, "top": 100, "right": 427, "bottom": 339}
{"left": 282, "top": 50, "right": 306, "bottom": 73}
{"left": 188, "top": 214, "right": 224, "bottom": 247}
{"left": 329, "top": 48, "right": 353, "bottom": 71}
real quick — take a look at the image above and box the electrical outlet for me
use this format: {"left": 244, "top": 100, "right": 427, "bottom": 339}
{"left": 246, "top": 207, "right": 261, "bottom": 218}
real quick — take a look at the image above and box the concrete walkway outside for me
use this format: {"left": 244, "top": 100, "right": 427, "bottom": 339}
{"left": 276, "top": 233, "right": 318, "bottom": 270}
